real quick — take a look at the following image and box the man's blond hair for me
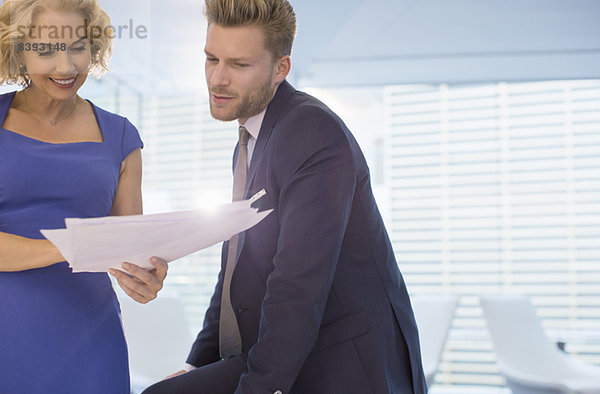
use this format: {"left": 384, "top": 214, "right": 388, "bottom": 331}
{"left": 205, "top": 0, "right": 296, "bottom": 60}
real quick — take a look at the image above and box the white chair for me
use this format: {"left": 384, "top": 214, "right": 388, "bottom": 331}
{"left": 480, "top": 295, "right": 600, "bottom": 394}
{"left": 118, "top": 296, "right": 194, "bottom": 393}
{"left": 411, "top": 295, "right": 458, "bottom": 388}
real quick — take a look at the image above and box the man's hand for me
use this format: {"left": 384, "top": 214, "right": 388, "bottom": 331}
{"left": 109, "top": 257, "right": 168, "bottom": 304}
{"left": 165, "top": 369, "right": 188, "bottom": 380}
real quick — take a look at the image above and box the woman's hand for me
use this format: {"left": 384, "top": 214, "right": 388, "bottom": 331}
{"left": 109, "top": 256, "right": 168, "bottom": 304}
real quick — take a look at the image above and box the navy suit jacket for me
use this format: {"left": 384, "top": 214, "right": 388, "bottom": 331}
{"left": 187, "top": 81, "right": 427, "bottom": 394}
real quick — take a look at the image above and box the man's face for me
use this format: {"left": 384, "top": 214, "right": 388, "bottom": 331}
{"left": 204, "top": 24, "right": 284, "bottom": 123}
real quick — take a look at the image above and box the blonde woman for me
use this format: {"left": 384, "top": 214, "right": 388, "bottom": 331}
{"left": 0, "top": 1, "right": 167, "bottom": 392}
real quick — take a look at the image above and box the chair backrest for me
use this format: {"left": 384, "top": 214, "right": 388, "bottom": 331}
{"left": 480, "top": 295, "right": 569, "bottom": 378}
{"left": 119, "top": 296, "right": 193, "bottom": 385}
{"left": 411, "top": 295, "right": 458, "bottom": 386}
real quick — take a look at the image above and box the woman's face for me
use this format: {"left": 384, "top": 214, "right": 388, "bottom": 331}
{"left": 20, "top": 8, "right": 91, "bottom": 100}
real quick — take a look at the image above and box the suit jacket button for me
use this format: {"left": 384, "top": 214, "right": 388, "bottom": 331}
{"left": 273, "top": 391, "right": 282, "bottom": 394}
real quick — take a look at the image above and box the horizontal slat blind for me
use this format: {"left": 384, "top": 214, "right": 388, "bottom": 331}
{"left": 384, "top": 80, "right": 600, "bottom": 387}
{"left": 140, "top": 95, "right": 234, "bottom": 331}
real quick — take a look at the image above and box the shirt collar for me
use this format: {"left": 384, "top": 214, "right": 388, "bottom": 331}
{"left": 239, "top": 108, "right": 266, "bottom": 141}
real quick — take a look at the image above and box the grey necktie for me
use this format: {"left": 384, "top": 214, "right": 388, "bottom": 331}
{"left": 219, "top": 125, "right": 248, "bottom": 359}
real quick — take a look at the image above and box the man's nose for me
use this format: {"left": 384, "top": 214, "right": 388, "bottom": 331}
{"left": 210, "top": 62, "right": 230, "bottom": 87}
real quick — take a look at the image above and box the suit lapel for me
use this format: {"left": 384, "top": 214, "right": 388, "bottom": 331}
{"left": 243, "top": 80, "right": 296, "bottom": 198}
{"left": 231, "top": 81, "right": 296, "bottom": 273}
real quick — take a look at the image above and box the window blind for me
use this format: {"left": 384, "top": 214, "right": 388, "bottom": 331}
{"left": 384, "top": 80, "right": 600, "bottom": 387}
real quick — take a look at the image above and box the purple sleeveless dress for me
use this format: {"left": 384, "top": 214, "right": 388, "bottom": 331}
{"left": 0, "top": 91, "right": 142, "bottom": 393}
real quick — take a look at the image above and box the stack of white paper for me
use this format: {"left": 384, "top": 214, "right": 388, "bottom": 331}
{"left": 41, "top": 190, "right": 272, "bottom": 273}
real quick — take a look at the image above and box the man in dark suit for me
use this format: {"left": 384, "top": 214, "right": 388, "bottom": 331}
{"left": 144, "top": 0, "right": 426, "bottom": 393}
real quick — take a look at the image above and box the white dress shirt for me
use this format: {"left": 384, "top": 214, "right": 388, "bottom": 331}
{"left": 239, "top": 108, "right": 265, "bottom": 165}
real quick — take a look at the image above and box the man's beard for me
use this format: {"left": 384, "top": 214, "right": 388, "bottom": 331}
{"left": 209, "top": 77, "right": 276, "bottom": 122}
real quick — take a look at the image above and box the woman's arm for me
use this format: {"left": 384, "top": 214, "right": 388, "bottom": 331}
{"left": 111, "top": 148, "right": 143, "bottom": 216}
{"left": 108, "top": 148, "right": 168, "bottom": 303}
{"left": 0, "top": 149, "right": 144, "bottom": 272}
{"left": 0, "top": 233, "right": 64, "bottom": 272}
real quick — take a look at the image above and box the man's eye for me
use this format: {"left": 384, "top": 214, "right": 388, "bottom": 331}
{"left": 235, "top": 63, "right": 249, "bottom": 67}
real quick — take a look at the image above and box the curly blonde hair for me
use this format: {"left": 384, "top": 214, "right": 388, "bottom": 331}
{"left": 0, "top": 0, "right": 113, "bottom": 86}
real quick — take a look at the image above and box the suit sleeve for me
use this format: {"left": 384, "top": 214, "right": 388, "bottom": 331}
{"left": 186, "top": 242, "right": 227, "bottom": 367}
{"left": 235, "top": 107, "right": 356, "bottom": 393}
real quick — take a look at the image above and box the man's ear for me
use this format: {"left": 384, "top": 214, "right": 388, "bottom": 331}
{"left": 273, "top": 55, "right": 291, "bottom": 84}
